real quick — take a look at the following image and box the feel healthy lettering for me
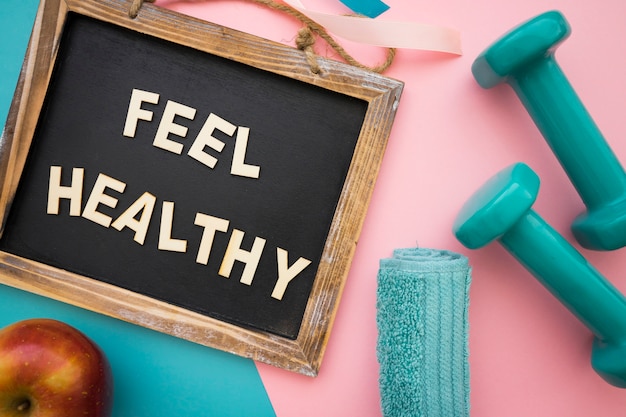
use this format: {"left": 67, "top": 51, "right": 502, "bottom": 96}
{"left": 124, "top": 88, "right": 261, "bottom": 179}
{"left": 44, "top": 89, "right": 312, "bottom": 301}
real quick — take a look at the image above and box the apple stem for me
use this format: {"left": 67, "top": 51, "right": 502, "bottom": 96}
{"left": 16, "top": 400, "right": 30, "bottom": 412}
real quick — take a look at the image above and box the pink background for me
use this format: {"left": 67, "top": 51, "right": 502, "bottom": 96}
{"left": 157, "top": 0, "right": 626, "bottom": 415}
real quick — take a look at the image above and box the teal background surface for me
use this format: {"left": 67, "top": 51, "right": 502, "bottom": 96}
{"left": 0, "top": 2, "right": 276, "bottom": 416}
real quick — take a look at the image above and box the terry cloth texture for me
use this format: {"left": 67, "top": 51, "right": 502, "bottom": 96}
{"left": 376, "top": 248, "right": 471, "bottom": 417}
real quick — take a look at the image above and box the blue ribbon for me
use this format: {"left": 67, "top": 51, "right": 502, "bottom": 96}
{"left": 338, "top": 0, "right": 390, "bottom": 18}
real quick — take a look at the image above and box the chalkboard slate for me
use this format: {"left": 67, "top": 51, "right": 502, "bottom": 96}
{"left": 1, "top": 12, "right": 367, "bottom": 339}
{"left": 0, "top": 0, "right": 403, "bottom": 375}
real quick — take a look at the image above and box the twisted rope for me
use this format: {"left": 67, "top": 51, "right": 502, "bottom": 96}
{"left": 129, "top": 0, "right": 396, "bottom": 73}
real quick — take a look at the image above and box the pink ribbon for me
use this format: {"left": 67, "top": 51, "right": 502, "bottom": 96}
{"left": 284, "top": 0, "right": 462, "bottom": 55}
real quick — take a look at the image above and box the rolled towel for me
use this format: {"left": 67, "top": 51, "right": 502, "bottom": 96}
{"left": 377, "top": 248, "right": 471, "bottom": 417}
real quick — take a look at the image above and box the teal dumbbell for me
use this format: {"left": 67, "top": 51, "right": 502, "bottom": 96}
{"left": 472, "top": 10, "right": 626, "bottom": 251}
{"left": 454, "top": 162, "right": 626, "bottom": 388}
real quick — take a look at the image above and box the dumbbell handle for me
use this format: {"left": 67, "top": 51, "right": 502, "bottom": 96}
{"left": 512, "top": 57, "right": 626, "bottom": 210}
{"left": 501, "top": 208, "right": 626, "bottom": 344}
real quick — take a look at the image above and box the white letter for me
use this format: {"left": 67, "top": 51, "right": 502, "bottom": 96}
{"left": 188, "top": 113, "right": 236, "bottom": 169}
{"left": 82, "top": 174, "right": 126, "bottom": 227}
{"left": 231, "top": 127, "right": 260, "bottom": 179}
{"left": 111, "top": 192, "right": 157, "bottom": 245}
{"left": 158, "top": 201, "right": 187, "bottom": 252}
{"left": 153, "top": 100, "right": 196, "bottom": 154}
{"left": 194, "top": 213, "right": 229, "bottom": 265}
{"left": 271, "top": 248, "right": 311, "bottom": 300}
{"left": 218, "top": 229, "right": 266, "bottom": 285}
{"left": 123, "top": 89, "right": 159, "bottom": 138}
{"left": 47, "top": 166, "right": 84, "bottom": 216}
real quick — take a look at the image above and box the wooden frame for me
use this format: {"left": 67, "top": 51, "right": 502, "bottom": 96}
{"left": 1, "top": 0, "right": 403, "bottom": 376}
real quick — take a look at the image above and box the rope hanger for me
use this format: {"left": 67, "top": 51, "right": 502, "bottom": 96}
{"left": 128, "top": 0, "right": 396, "bottom": 74}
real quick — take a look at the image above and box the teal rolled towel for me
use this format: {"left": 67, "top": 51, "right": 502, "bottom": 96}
{"left": 377, "top": 248, "right": 471, "bottom": 417}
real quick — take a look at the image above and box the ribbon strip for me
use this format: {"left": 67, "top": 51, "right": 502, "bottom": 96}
{"left": 338, "top": 0, "right": 389, "bottom": 18}
{"left": 284, "top": 0, "right": 462, "bottom": 55}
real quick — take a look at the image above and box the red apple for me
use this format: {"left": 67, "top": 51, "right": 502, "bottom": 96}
{"left": 0, "top": 318, "right": 113, "bottom": 417}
